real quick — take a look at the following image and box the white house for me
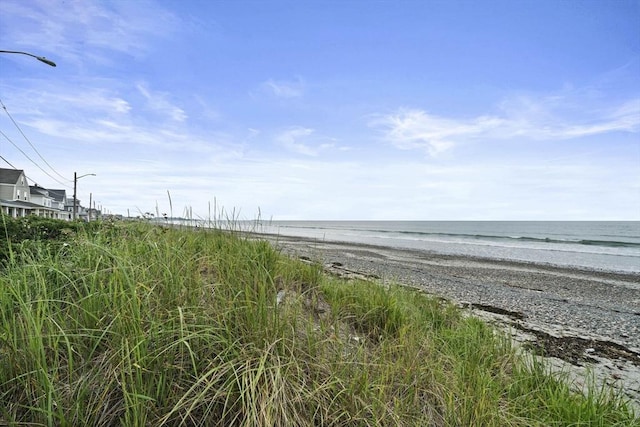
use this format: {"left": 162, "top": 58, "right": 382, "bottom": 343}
{"left": 49, "top": 189, "right": 72, "bottom": 220}
{"left": 29, "top": 185, "right": 68, "bottom": 219}
{"left": 0, "top": 168, "right": 38, "bottom": 218}
{"left": 0, "top": 168, "right": 72, "bottom": 219}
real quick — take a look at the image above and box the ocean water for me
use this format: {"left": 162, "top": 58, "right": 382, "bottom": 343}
{"left": 256, "top": 221, "right": 640, "bottom": 274}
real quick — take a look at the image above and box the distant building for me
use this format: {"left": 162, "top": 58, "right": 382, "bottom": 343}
{"left": 49, "top": 189, "right": 72, "bottom": 220}
{"left": 0, "top": 168, "right": 76, "bottom": 220}
{"left": 0, "top": 168, "right": 39, "bottom": 218}
{"left": 0, "top": 168, "right": 29, "bottom": 201}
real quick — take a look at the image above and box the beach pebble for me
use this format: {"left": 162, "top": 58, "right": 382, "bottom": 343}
{"left": 269, "top": 235, "right": 640, "bottom": 408}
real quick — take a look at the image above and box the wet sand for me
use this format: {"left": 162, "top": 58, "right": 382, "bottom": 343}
{"left": 262, "top": 234, "right": 640, "bottom": 407}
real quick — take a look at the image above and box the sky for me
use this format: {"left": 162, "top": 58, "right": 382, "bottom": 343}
{"left": 0, "top": 0, "right": 639, "bottom": 220}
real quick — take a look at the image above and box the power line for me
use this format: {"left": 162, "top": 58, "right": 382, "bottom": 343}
{"left": 0, "top": 97, "right": 71, "bottom": 183}
{"left": 0, "top": 128, "right": 71, "bottom": 188}
{"left": 0, "top": 154, "right": 18, "bottom": 169}
{"left": 0, "top": 155, "right": 67, "bottom": 192}
{"left": 0, "top": 157, "right": 61, "bottom": 190}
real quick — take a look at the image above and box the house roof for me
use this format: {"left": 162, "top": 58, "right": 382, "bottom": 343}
{"left": 0, "top": 199, "right": 46, "bottom": 209}
{"left": 30, "top": 185, "right": 50, "bottom": 196}
{"left": 0, "top": 168, "right": 26, "bottom": 185}
{"left": 48, "top": 189, "right": 67, "bottom": 202}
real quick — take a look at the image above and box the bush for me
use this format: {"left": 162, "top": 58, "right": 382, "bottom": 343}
{"left": 0, "top": 214, "right": 80, "bottom": 264}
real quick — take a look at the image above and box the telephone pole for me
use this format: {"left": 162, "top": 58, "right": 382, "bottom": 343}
{"left": 73, "top": 172, "right": 96, "bottom": 220}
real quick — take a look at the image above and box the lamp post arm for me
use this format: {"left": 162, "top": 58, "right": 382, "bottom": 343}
{"left": 0, "top": 50, "right": 56, "bottom": 67}
{"left": 76, "top": 173, "right": 96, "bottom": 180}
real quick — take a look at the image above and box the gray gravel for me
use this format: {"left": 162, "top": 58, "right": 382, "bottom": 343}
{"left": 269, "top": 235, "right": 640, "bottom": 349}
{"left": 263, "top": 234, "right": 640, "bottom": 406}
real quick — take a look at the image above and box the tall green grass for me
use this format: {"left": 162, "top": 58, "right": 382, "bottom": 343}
{"left": 0, "top": 219, "right": 636, "bottom": 426}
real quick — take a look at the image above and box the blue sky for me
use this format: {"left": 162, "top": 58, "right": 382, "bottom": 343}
{"left": 1, "top": 0, "right": 638, "bottom": 220}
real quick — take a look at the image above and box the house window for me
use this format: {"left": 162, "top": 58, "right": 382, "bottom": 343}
{"left": 17, "top": 190, "right": 20, "bottom": 198}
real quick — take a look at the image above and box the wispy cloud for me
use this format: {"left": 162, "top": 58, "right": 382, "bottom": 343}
{"left": 0, "top": 0, "right": 179, "bottom": 63}
{"left": 370, "top": 110, "right": 479, "bottom": 156}
{"left": 276, "top": 127, "right": 318, "bottom": 155}
{"left": 275, "top": 126, "right": 341, "bottom": 156}
{"left": 0, "top": 82, "right": 227, "bottom": 154}
{"left": 261, "top": 77, "right": 305, "bottom": 98}
{"left": 2, "top": 87, "right": 131, "bottom": 117}
{"left": 372, "top": 95, "right": 640, "bottom": 155}
{"left": 496, "top": 94, "right": 640, "bottom": 138}
{"left": 136, "top": 84, "right": 187, "bottom": 122}
{"left": 23, "top": 116, "right": 220, "bottom": 154}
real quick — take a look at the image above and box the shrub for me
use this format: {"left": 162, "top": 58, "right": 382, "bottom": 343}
{"left": 0, "top": 214, "right": 79, "bottom": 264}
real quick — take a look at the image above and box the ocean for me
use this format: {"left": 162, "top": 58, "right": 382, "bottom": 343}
{"left": 254, "top": 221, "right": 640, "bottom": 274}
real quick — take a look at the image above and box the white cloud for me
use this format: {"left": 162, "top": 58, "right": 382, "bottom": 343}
{"left": 16, "top": 143, "right": 637, "bottom": 221}
{"left": 496, "top": 94, "right": 640, "bottom": 138}
{"left": 193, "top": 96, "right": 221, "bottom": 122}
{"left": 262, "top": 77, "right": 305, "bottom": 98}
{"left": 604, "top": 99, "right": 640, "bottom": 131}
{"left": 274, "top": 127, "right": 343, "bottom": 156}
{"left": 276, "top": 127, "right": 318, "bottom": 155}
{"left": 136, "top": 84, "right": 187, "bottom": 122}
{"left": 0, "top": 0, "right": 179, "bottom": 63}
{"left": 0, "top": 82, "right": 235, "bottom": 159}
{"left": 372, "top": 96, "right": 640, "bottom": 156}
{"left": 1, "top": 85, "right": 184, "bottom": 149}
{"left": 2, "top": 87, "right": 131, "bottom": 117}
{"left": 371, "top": 109, "right": 481, "bottom": 155}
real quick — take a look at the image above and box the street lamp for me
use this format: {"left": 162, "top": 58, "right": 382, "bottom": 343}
{"left": 73, "top": 172, "right": 96, "bottom": 220}
{"left": 0, "top": 50, "right": 57, "bottom": 67}
{"left": 0, "top": 50, "right": 56, "bottom": 219}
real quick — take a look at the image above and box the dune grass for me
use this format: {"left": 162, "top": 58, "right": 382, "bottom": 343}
{"left": 0, "top": 218, "right": 637, "bottom": 426}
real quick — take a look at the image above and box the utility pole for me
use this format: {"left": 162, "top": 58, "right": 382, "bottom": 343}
{"left": 73, "top": 172, "right": 77, "bottom": 220}
{"left": 73, "top": 172, "right": 96, "bottom": 221}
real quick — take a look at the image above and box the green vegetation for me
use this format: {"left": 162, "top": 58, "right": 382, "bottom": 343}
{"left": 0, "top": 215, "right": 83, "bottom": 264}
{"left": 0, "top": 216, "right": 637, "bottom": 426}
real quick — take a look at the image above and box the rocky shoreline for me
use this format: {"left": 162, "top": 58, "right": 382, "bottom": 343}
{"left": 263, "top": 234, "right": 640, "bottom": 409}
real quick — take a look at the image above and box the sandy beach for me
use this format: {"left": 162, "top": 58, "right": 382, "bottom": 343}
{"left": 263, "top": 234, "right": 640, "bottom": 408}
